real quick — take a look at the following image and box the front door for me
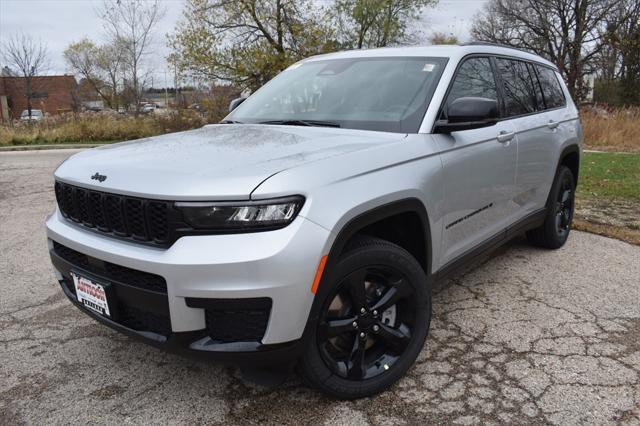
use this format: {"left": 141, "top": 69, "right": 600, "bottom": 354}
{"left": 433, "top": 56, "right": 519, "bottom": 266}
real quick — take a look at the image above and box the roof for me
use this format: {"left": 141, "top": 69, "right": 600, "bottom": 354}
{"left": 304, "top": 44, "right": 557, "bottom": 71}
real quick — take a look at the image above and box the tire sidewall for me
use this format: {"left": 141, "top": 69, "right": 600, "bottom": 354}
{"left": 301, "top": 240, "right": 431, "bottom": 399}
{"left": 544, "top": 166, "right": 575, "bottom": 247}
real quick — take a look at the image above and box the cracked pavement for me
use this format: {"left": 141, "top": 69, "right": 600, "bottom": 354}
{"left": 1, "top": 149, "right": 640, "bottom": 425}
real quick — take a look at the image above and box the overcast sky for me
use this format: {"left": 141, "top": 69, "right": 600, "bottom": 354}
{"left": 0, "top": 0, "right": 487, "bottom": 86}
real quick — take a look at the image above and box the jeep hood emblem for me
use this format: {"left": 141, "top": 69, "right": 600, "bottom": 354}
{"left": 91, "top": 172, "right": 107, "bottom": 182}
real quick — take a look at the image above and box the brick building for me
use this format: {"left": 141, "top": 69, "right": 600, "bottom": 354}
{"left": 0, "top": 75, "right": 79, "bottom": 121}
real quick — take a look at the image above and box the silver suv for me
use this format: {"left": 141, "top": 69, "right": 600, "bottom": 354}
{"left": 46, "top": 44, "right": 582, "bottom": 399}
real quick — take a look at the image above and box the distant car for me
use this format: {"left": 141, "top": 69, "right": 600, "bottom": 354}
{"left": 20, "top": 109, "right": 44, "bottom": 121}
{"left": 141, "top": 103, "right": 157, "bottom": 114}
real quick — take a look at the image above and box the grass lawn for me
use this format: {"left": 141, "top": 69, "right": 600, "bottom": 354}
{"left": 574, "top": 151, "right": 640, "bottom": 245}
{"left": 578, "top": 152, "right": 640, "bottom": 199}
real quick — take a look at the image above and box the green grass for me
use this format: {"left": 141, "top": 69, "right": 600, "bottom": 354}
{"left": 577, "top": 152, "right": 640, "bottom": 200}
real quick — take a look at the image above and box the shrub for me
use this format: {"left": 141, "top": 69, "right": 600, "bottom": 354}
{"left": 581, "top": 107, "right": 640, "bottom": 153}
{"left": 0, "top": 109, "right": 214, "bottom": 146}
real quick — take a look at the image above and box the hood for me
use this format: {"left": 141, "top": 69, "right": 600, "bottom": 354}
{"left": 54, "top": 124, "right": 406, "bottom": 200}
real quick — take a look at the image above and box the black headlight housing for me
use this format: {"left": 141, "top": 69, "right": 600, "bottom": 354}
{"left": 175, "top": 196, "right": 305, "bottom": 231}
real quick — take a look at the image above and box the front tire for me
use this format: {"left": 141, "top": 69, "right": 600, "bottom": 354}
{"left": 300, "top": 236, "right": 431, "bottom": 399}
{"left": 526, "top": 165, "right": 576, "bottom": 249}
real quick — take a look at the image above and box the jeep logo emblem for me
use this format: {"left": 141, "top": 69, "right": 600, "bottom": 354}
{"left": 91, "top": 172, "right": 107, "bottom": 182}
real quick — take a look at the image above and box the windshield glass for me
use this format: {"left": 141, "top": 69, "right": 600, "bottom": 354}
{"left": 229, "top": 57, "right": 447, "bottom": 133}
{"left": 21, "top": 110, "right": 42, "bottom": 117}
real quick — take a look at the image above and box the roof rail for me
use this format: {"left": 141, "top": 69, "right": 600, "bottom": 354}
{"left": 461, "top": 41, "right": 535, "bottom": 55}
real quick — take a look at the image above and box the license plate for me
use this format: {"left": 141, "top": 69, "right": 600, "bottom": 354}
{"left": 71, "top": 272, "right": 111, "bottom": 318}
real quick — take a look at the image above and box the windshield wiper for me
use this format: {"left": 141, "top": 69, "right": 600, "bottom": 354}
{"left": 220, "top": 119, "right": 243, "bottom": 124}
{"left": 259, "top": 119, "right": 341, "bottom": 128}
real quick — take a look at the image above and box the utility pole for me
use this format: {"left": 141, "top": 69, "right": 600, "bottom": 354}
{"left": 163, "top": 69, "right": 169, "bottom": 108}
{"left": 174, "top": 63, "right": 179, "bottom": 106}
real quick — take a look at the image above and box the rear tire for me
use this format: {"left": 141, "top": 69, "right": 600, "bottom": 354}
{"left": 526, "top": 165, "right": 575, "bottom": 249}
{"left": 300, "top": 236, "right": 431, "bottom": 399}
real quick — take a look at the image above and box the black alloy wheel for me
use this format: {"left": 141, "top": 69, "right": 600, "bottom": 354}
{"left": 300, "top": 236, "right": 431, "bottom": 399}
{"left": 526, "top": 165, "right": 576, "bottom": 249}
{"left": 554, "top": 172, "right": 574, "bottom": 238}
{"left": 318, "top": 265, "right": 416, "bottom": 381}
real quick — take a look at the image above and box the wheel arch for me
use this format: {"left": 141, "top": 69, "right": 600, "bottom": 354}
{"left": 327, "top": 198, "right": 432, "bottom": 277}
{"left": 558, "top": 144, "right": 580, "bottom": 186}
{"left": 298, "top": 198, "right": 433, "bottom": 352}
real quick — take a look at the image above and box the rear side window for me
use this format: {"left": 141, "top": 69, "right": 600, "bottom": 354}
{"left": 527, "top": 63, "right": 545, "bottom": 109}
{"left": 444, "top": 57, "right": 497, "bottom": 116}
{"left": 496, "top": 58, "right": 537, "bottom": 117}
{"left": 535, "top": 66, "right": 566, "bottom": 109}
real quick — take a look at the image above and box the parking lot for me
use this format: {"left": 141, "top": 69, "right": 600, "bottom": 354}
{"left": 1, "top": 149, "right": 639, "bottom": 425}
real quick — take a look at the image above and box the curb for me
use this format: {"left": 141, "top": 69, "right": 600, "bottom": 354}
{"left": 583, "top": 149, "right": 638, "bottom": 154}
{"left": 0, "top": 143, "right": 106, "bottom": 152}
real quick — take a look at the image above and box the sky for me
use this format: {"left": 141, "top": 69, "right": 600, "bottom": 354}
{"left": 0, "top": 0, "right": 488, "bottom": 86}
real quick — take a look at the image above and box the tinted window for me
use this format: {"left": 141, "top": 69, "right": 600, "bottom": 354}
{"left": 444, "top": 57, "right": 497, "bottom": 116}
{"left": 536, "top": 65, "right": 566, "bottom": 109}
{"left": 527, "top": 63, "right": 545, "bottom": 109}
{"left": 496, "top": 59, "right": 537, "bottom": 116}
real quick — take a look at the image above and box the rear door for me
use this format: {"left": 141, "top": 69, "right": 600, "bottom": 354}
{"left": 433, "top": 56, "right": 519, "bottom": 265}
{"left": 527, "top": 65, "right": 572, "bottom": 207}
{"left": 494, "top": 57, "right": 558, "bottom": 216}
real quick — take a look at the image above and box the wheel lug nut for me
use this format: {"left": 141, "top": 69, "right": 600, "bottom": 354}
{"left": 373, "top": 310, "right": 378, "bottom": 316}
{"left": 352, "top": 321, "right": 358, "bottom": 328}
{"left": 373, "top": 325, "right": 380, "bottom": 332}
{"left": 359, "top": 332, "right": 366, "bottom": 338}
{"left": 360, "top": 307, "right": 366, "bottom": 314}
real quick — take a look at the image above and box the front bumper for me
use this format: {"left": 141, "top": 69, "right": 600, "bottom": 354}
{"left": 46, "top": 208, "right": 331, "bottom": 361}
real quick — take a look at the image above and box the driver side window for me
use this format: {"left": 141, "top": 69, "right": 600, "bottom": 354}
{"left": 443, "top": 57, "right": 498, "bottom": 118}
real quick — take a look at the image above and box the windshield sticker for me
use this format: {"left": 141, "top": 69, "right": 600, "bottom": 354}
{"left": 422, "top": 63, "right": 435, "bottom": 72}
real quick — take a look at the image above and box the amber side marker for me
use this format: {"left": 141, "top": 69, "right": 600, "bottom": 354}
{"left": 310, "top": 255, "right": 328, "bottom": 294}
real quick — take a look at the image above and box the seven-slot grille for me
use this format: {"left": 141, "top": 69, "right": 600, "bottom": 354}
{"left": 54, "top": 181, "right": 171, "bottom": 245}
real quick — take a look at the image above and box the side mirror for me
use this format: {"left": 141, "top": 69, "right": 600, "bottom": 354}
{"left": 229, "top": 97, "right": 247, "bottom": 113}
{"left": 434, "top": 97, "right": 499, "bottom": 133}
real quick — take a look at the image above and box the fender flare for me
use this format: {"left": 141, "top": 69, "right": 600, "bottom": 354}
{"left": 544, "top": 144, "right": 580, "bottom": 208}
{"left": 557, "top": 144, "right": 581, "bottom": 182}
{"left": 297, "top": 198, "right": 433, "bottom": 353}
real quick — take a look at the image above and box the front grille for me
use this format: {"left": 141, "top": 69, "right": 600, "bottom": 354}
{"left": 54, "top": 181, "right": 173, "bottom": 245}
{"left": 53, "top": 242, "right": 167, "bottom": 294}
{"left": 118, "top": 304, "right": 171, "bottom": 336}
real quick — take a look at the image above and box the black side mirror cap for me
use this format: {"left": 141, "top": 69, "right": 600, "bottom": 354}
{"left": 229, "top": 97, "right": 247, "bottom": 113}
{"left": 434, "top": 97, "right": 499, "bottom": 133}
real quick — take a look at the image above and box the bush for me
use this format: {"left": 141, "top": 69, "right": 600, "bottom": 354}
{"left": 0, "top": 109, "right": 211, "bottom": 146}
{"left": 581, "top": 106, "right": 640, "bottom": 152}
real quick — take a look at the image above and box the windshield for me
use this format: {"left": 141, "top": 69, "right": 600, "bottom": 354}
{"left": 229, "top": 57, "right": 448, "bottom": 133}
{"left": 21, "top": 110, "right": 42, "bottom": 117}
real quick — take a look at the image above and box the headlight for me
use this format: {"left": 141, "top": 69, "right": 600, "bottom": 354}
{"left": 175, "top": 196, "right": 304, "bottom": 231}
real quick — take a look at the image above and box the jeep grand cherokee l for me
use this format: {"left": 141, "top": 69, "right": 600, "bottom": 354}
{"left": 46, "top": 44, "right": 582, "bottom": 399}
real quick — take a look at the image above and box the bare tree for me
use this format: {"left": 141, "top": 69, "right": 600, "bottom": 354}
{"left": 65, "top": 38, "right": 125, "bottom": 109}
{"left": 99, "top": 0, "right": 165, "bottom": 113}
{"left": 333, "top": 0, "right": 438, "bottom": 49}
{"left": 1, "top": 33, "right": 50, "bottom": 118}
{"left": 470, "top": 0, "right": 626, "bottom": 101}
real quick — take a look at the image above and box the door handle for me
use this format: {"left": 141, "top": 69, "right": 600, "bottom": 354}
{"left": 547, "top": 120, "right": 560, "bottom": 129}
{"left": 497, "top": 130, "right": 515, "bottom": 143}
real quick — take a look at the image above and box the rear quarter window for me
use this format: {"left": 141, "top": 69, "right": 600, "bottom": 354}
{"left": 535, "top": 66, "right": 566, "bottom": 109}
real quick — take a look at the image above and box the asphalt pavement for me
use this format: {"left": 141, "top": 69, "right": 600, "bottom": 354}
{"left": 1, "top": 149, "right": 639, "bottom": 425}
